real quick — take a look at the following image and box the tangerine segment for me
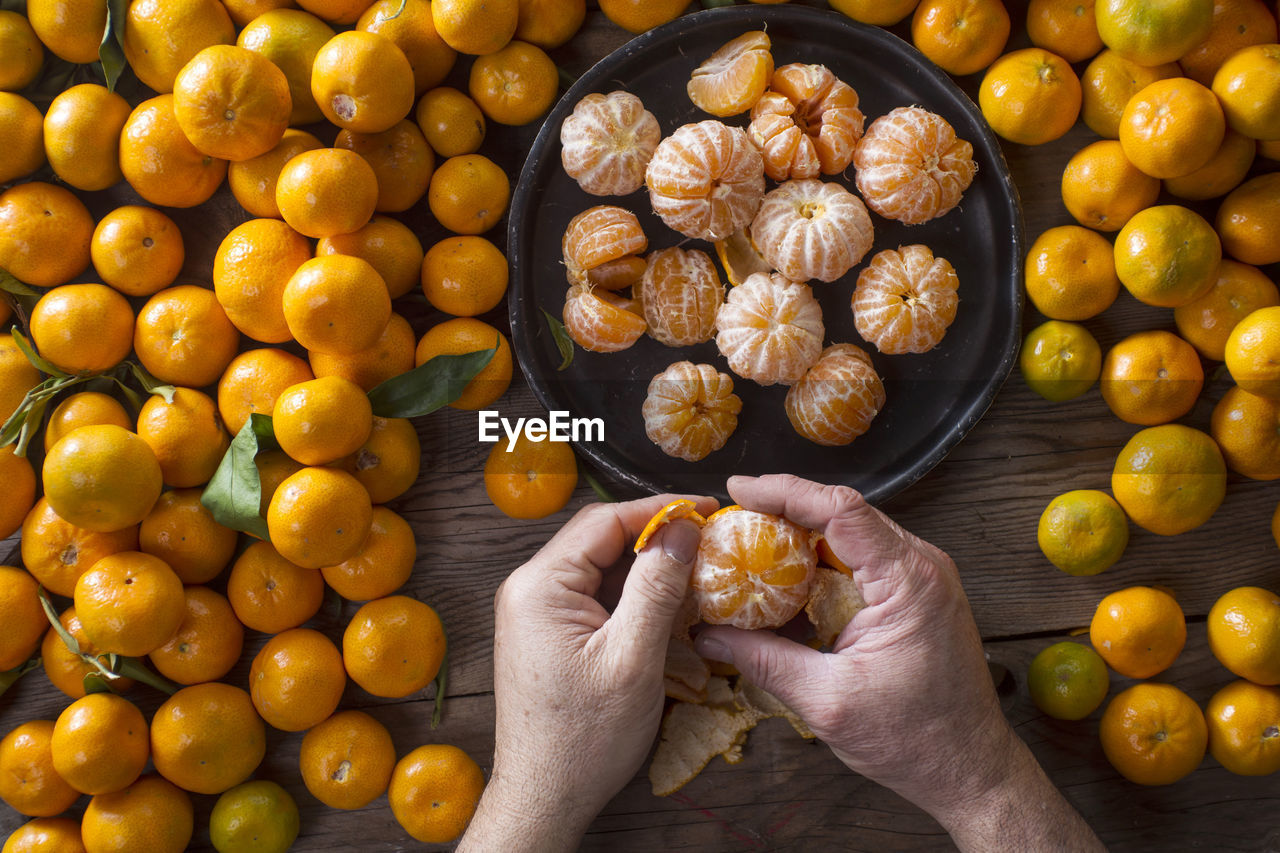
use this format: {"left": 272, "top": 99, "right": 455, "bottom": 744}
{"left": 642, "top": 361, "right": 742, "bottom": 462}
{"left": 691, "top": 507, "right": 819, "bottom": 630}
{"left": 854, "top": 245, "right": 960, "bottom": 355}
{"left": 637, "top": 247, "right": 724, "bottom": 347}
{"left": 586, "top": 255, "right": 647, "bottom": 291}
{"left": 750, "top": 179, "right": 874, "bottom": 283}
{"left": 560, "top": 91, "right": 660, "bottom": 197}
{"left": 562, "top": 204, "right": 647, "bottom": 286}
{"left": 749, "top": 63, "right": 864, "bottom": 181}
{"left": 562, "top": 283, "right": 646, "bottom": 352}
{"left": 785, "top": 343, "right": 886, "bottom": 446}
{"left": 687, "top": 30, "right": 774, "bottom": 119}
{"left": 633, "top": 498, "right": 708, "bottom": 554}
{"left": 716, "top": 272, "right": 824, "bottom": 386}
{"left": 645, "top": 119, "right": 765, "bottom": 242}
{"left": 714, "top": 227, "right": 772, "bottom": 287}
{"left": 853, "top": 105, "right": 977, "bottom": 225}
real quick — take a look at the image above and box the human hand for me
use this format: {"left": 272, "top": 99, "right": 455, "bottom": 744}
{"left": 460, "top": 494, "right": 717, "bottom": 852}
{"left": 694, "top": 475, "right": 1101, "bottom": 850}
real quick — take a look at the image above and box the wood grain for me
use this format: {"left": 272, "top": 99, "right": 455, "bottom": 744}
{"left": 3, "top": 1, "right": 1280, "bottom": 851}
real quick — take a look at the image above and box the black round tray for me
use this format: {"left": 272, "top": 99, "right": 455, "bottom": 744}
{"left": 508, "top": 5, "right": 1024, "bottom": 503}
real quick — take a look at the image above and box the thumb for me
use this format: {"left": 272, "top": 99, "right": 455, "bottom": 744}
{"left": 694, "top": 626, "right": 827, "bottom": 718}
{"left": 609, "top": 518, "right": 702, "bottom": 655}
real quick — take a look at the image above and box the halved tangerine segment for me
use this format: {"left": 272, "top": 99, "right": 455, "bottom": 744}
{"left": 687, "top": 30, "right": 774, "bottom": 118}
{"left": 642, "top": 361, "right": 743, "bottom": 462}
{"left": 714, "top": 227, "right": 772, "bottom": 286}
{"left": 586, "top": 255, "right": 647, "bottom": 291}
{"left": 562, "top": 205, "right": 647, "bottom": 286}
{"left": 691, "top": 507, "right": 819, "bottom": 630}
{"left": 853, "top": 244, "right": 959, "bottom": 355}
{"left": 749, "top": 63, "right": 864, "bottom": 180}
{"left": 633, "top": 498, "right": 708, "bottom": 553}
{"left": 562, "top": 283, "right": 647, "bottom": 352}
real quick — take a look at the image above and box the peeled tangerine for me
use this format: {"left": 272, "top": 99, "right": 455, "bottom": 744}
{"left": 687, "top": 30, "right": 773, "bottom": 118}
{"left": 749, "top": 63, "right": 864, "bottom": 181}
{"left": 751, "top": 179, "right": 874, "bottom": 283}
{"left": 562, "top": 283, "right": 646, "bottom": 353}
{"left": 854, "top": 245, "right": 959, "bottom": 355}
{"left": 645, "top": 120, "right": 765, "bottom": 242}
{"left": 786, "top": 343, "right": 886, "bottom": 446}
{"left": 716, "top": 271, "right": 825, "bottom": 386}
{"left": 560, "top": 91, "right": 661, "bottom": 197}
{"left": 691, "top": 507, "right": 819, "bottom": 630}
{"left": 643, "top": 361, "right": 742, "bottom": 462}
{"left": 853, "top": 106, "right": 977, "bottom": 225}
{"left": 636, "top": 247, "right": 724, "bottom": 347}
{"left": 562, "top": 204, "right": 647, "bottom": 287}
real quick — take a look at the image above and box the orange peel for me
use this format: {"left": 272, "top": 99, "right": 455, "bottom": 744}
{"left": 704, "top": 504, "right": 743, "bottom": 523}
{"left": 633, "top": 498, "right": 707, "bottom": 554}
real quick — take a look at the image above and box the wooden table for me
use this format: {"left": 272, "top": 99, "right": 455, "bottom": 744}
{"left": 4, "top": 2, "right": 1280, "bottom": 850}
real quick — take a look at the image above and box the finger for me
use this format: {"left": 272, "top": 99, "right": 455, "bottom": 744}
{"left": 608, "top": 518, "right": 702, "bottom": 654}
{"left": 694, "top": 625, "right": 829, "bottom": 721}
{"left": 727, "top": 474, "right": 904, "bottom": 565}
{"left": 531, "top": 494, "right": 717, "bottom": 595}
{"left": 540, "top": 494, "right": 717, "bottom": 574}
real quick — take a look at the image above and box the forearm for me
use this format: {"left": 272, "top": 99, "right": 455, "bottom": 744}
{"left": 937, "top": 736, "right": 1105, "bottom": 853}
{"left": 457, "top": 772, "right": 594, "bottom": 853}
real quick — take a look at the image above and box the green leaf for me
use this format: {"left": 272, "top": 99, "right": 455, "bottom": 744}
{"left": 123, "top": 362, "right": 176, "bottom": 404}
{"left": 0, "top": 658, "right": 40, "bottom": 698}
{"left": 99, "top": 0, "right": 127, "bottom": 91}
{"left": 112, "top": 656, "right": 178, "bottom": 695}
{"left": 38, "top": 589, "right": 175, "bottom": 695}
{"left": 82, "top": 672, "right": 113, "bottom": 694}
{"left": 108, "top": 374, "right": 144, "bottom": 416}
{"left": 541, "top": 308, "right": 574, "bottom": 371}
{"left": 38, "top": 587, "right": 80, "bottom": 653}
{"left": 0, "top": 268, "right": 39, "bottom": 298}
{"left": 10, "top": 327, "right": 64, "bottom": 377}
{"left": 383, "top": 0, "right": 408, "bottom": 19}
{"left": 367, "top": 340, "right": 498, "bottom": 418}
{"left": 431, "top": 622, "right": 448, "bottom": 729}
{"left": 557, "top": 67, "right": 578, "bottom": 91}
{"left": 1, "top": 375, "right": 68, "bottom": 455}
{"left": 582, "top": 467, "right": 616, "bottom": 503}
{"left": 200, "top": 413, "right": 278, "bottom": 541}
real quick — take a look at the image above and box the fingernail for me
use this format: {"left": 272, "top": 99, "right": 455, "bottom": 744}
{"left": 661, "top": 518, "right": 702, "bottom": 565}
{"left": 695, "top": 634, "right": 732, "bottom": 664}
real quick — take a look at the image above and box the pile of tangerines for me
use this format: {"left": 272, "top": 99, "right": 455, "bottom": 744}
{"left": 0, "top": 0, "right": 608, "bottom": 849}
{"left": 829, "top": 0, "right": 1280, "bottom": 789}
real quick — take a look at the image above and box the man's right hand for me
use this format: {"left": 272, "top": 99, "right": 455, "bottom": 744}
{"left": 694, "top": 474, "right": 1104, "bottom": 851}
